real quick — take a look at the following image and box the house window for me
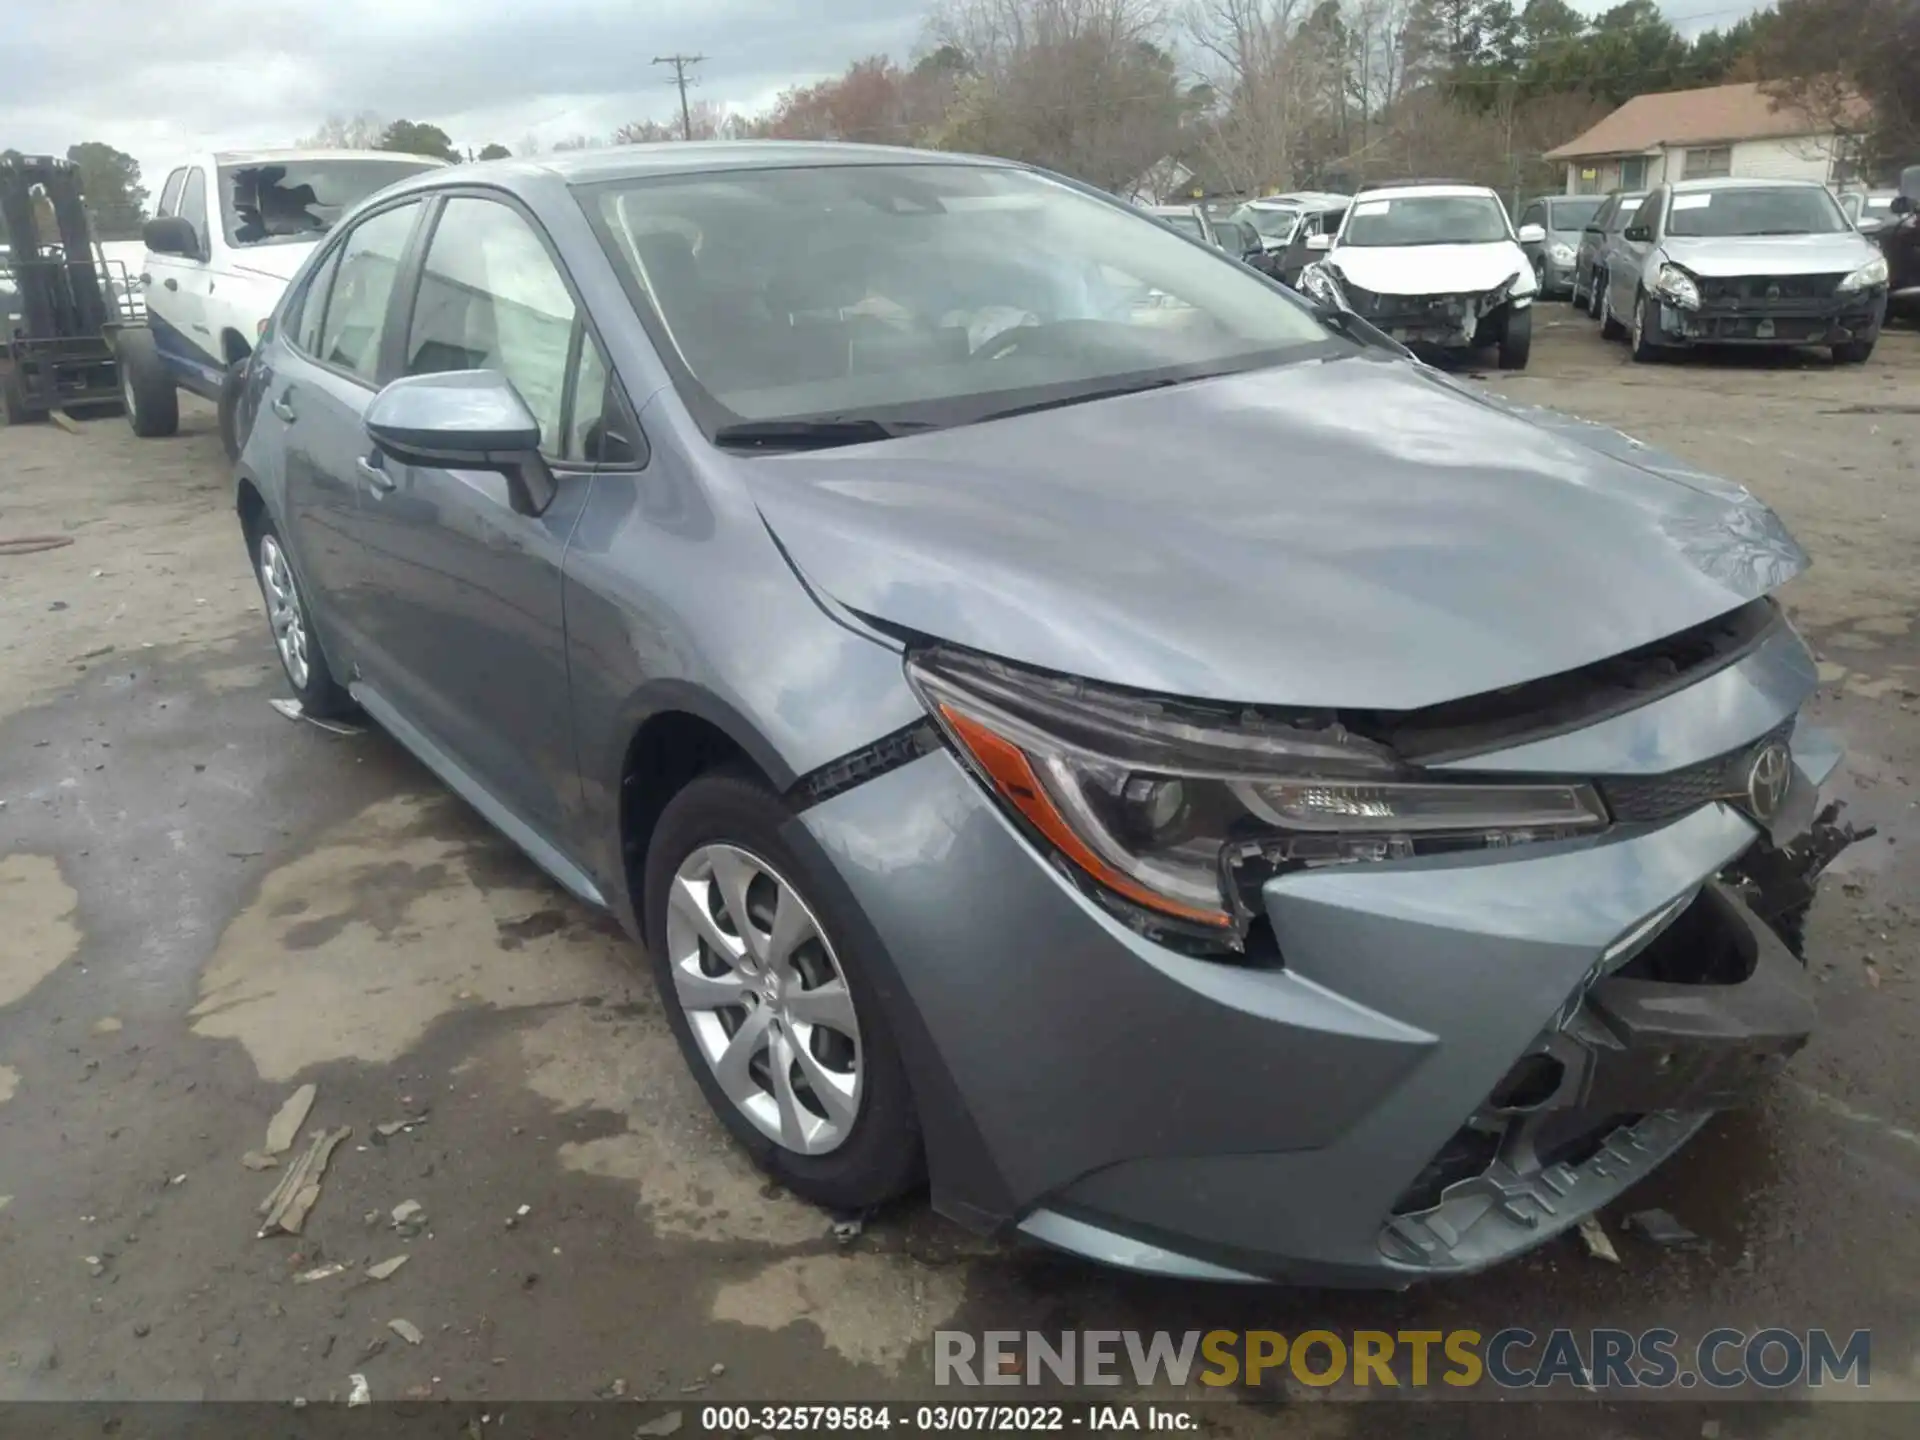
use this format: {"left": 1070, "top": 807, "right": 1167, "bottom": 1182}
{"left": 1683, "top": 147, "right": 1731, "bottom": 179}
{"left": 1618, "top": 156, "right": 1649, "bottom": 189}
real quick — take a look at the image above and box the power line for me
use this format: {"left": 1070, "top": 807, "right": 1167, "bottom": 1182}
{"left": 653, "top": 54, "right": 708, "bottom": 141}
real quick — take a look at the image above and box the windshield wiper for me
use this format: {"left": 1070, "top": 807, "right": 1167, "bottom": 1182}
{"left": 970, "top": 376, "right": 1184, "bottom": 425}
{"left": 712, "top": 417, "right": 924, "bottom": 451}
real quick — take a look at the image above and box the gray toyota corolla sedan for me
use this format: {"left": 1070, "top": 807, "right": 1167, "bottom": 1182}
{"left": 233, "top": 142, "right": 1842, "bottom": 1287}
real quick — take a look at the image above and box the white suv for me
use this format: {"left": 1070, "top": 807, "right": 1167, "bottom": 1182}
{"left": 1298, "top": 182, "right": 1544, "bottom": 369}
{"left": 119, "top": 149, "right": 445, "bottom": 454}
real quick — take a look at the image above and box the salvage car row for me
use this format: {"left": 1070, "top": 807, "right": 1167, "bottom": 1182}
{"left": 1161, "top": 168, "right": 1916, "bottom": 371}
{"left": 83, "top": 139, "right": 1872, "bottom": 1288}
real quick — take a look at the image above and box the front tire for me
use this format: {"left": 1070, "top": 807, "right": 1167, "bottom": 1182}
{"left": 252, "top": 518, "right": 353, "bottom": 717}
{"left": 1498, "top": 306, "right": 1533, "bottom": 370}
{"left": 644, "top": 771, "right": 924, "bottom": 1211}
{"left": 1833, "top": 337, "right": 1876, "bottom": 364}
{"left": 1629, "top": 291, "right": 1664, "bottom": 362}
{"left": 117, "top": 328, "right": 179, "bottom": 438}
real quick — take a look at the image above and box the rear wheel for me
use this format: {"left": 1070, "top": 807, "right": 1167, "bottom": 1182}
{"left": 1598, "top": 274, "right": 1626, "bottom": 340}
{"left": 644, "top": 771, "right": 924, "bottom": 1211}
{"left": 117, "top": 328, "right": 179, "bottom": 438}
{"left": 253, "top": 518, "right": 353, "bottom": 717}
{"left": 1497, "top": 305, "right": 1533, "bottom": 370}
{"left": 1833, "top": 336, "right": 1876, "bottom": 364}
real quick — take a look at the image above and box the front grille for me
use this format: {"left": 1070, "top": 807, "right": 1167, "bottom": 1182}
{"left": 1346, "top": 287, "right": 1473, "bottom": 324}
{"left": 1698, "top": 272, "right": 1843, "bottom": 307}
{"left": 1598, "top": 721, "right": 1792, "bottom": 824}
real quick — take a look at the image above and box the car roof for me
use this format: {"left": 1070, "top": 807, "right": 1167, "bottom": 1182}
{"left": 521, "top": 140, "right": 990, "bottom": 185}
{"left": 1668, "top": 176, "right": 1826, "bottom": 193}
{"left": 1260, "top": 190, "right": 1349, "bottom": 207}
{"left": 210, "top": 148, "right": 450, "bottom": 167}
{"left": 1353, "top": 183, "right": 1499, "bottom": 200}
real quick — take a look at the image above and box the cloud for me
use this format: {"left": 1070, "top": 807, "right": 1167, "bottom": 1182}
{"left": 1, "top": 0, "right": 926, "bottom": 190}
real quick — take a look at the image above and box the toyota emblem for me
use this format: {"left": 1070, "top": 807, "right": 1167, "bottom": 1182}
{"left": 1744, "top": 740, "right": 1792, "bottom": 821}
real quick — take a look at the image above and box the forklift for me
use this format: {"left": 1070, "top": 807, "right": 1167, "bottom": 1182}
{"left": 0, "top": 153, "right": 141, "bottom": 425}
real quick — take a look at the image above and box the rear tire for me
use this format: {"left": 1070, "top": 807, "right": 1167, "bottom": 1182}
{"left": 217, "top": 357, "right": 248, "bottom": 461}
{"left": 1497, "top": 306, "right": 1533, "bottom": 370}
{"left": 117, "top": 328, "right": 179, "bottom": 438}
{"left": 643, "top": 770, "right": 925, "bottom": 1212}
{"left": 251, "top": 516, "right": 354, "bottom": 718}
{"left": 1833, "top": 337, "right": 1876, "bottom": 364}
{"left": 1598, "top": 275, "right": 1626, "bottom": 340}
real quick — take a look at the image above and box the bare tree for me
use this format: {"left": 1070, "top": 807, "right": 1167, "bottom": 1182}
{"left": 1185, "top": 0, "right": 1330, "bottom": 193}
{"left": 296, "top": 112, "right": 387, "bottom": 149}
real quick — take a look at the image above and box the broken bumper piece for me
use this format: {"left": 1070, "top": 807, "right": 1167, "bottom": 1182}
{"left": 1380, "top": 884, "right": 1812, "bottom": 1273}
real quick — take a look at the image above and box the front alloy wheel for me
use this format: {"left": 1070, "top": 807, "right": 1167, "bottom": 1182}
{"left": 666, "top": 843, "right": 862, "bottom": 1154}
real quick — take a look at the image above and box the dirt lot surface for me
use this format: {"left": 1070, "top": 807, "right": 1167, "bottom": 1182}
{"left": 2, "top": 310, "right": 1918, "bottom": 1434}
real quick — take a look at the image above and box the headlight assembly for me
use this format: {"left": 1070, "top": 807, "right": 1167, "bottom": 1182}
{"left": 1654, "top": 263, "right": 1701, "bottom": 310}
{"left": 1300, "top": 264, "right": 1344, "bottom": 307}
{"left": 908, "top": 649, "right": 1609, "bottom": 948}
{"left": 1838, "top": 255, "right": 1889, "bottom": 292}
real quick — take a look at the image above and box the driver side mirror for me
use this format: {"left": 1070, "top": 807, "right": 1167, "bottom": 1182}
{"left": 1623, "top": 223, "right": 1652, "bottom": 243}
{"left": 1893, "top": 195, "right": 1915, "bottom": 216}
{"left": 1517, "top": 223, "right": 1547, "bottom": 244}
{"left": 1305, "top": 232, "right": 1332, "bottom": 252}
{"left": 365, "top": 370, "right": 556, "bottom": 516}
{"left": 143, "top": 215, "right": 200, "bottom": 259}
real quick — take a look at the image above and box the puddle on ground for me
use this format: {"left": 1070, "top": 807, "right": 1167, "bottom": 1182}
{"left": 519, "top": 1005, "right": 824, "bottom": 1245}
{"left": 711, "top": 1254, "right": 966, "bottom": 1372}
{"left": 191, "top": 794, "right": 622, "bottom": 1079}
{"left": 0, "top": 854, "right": 83, "bottom": 1008}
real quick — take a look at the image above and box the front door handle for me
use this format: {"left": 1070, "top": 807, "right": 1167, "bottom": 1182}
{"left": 163, "top": 278, "right": 178, "bottom": 291}
{"left": 270, "top": 393, "right": 296, "bottom": 423}
{"left": 356, "top": 456, "right": 396, "bottom": 495}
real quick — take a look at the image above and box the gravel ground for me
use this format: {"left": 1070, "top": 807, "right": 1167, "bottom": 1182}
{"left": 1, "top": 309, "right": 1917, "bottom": 1435}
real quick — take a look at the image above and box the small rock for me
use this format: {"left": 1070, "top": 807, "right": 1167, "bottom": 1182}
{"left": 168, "top": 1174, "right": 186, "bottom": 1187}
{"left": 710, "top": 1361, "right": 726, "bottom": 1377}
{"left": 347, "top": 1374, "right": 371, "bottom": 1407}
{"left": 633, "top": 1414, "right": 684, "bottom": 1438}
{"left": 388, "top": 1319, "right": 424, "bottom": 1346}
{"left": 132, "top": 1322, "right": 150, "bottom": 1339}
{"left": 1625, "top": 1207, "right": 1707, "bottom": 1251}
{"left": 366, "top": 1255, "right": 409, "bottom": 1281}
{"left": 91, "top": 1018, "right": 123, "bottom": 1036}
{"left": 1576, "top": 1214, "right": 1620, "bottom": 1264}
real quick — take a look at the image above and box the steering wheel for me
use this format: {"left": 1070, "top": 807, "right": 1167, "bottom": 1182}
{"left": 973, "top": 322, "right": 1039, "bottom": 361}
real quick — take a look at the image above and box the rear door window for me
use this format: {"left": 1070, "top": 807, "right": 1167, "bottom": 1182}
{"left": 290, "top": 243, "right": 346, "bottom": 357}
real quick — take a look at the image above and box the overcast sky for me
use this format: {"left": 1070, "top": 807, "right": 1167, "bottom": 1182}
{"left": 3, "top": 0, "right": 1769, "bottom": 199}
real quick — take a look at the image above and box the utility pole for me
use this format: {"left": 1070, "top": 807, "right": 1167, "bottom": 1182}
{"left": 653, "top": 54, "right": 707, "bottom": 141}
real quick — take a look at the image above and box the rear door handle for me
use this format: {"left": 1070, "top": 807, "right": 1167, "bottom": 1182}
{"left": 356, "top": 456, "right": 396, "bottom": 494}
{"left": 270, "top": 393, "right": 296, "bottom": 423}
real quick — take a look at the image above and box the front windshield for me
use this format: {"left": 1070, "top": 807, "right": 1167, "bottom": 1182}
{"left": 1341, "top": 194, "right": 1511, "bottom": 247}
{"left": 584, "top": 163, "right": 1338, "bottom": 437}
{"left": 1548, "top": 198, "right": 1604, "bottom": 231}
{"left": 219, "top": 159, "right": 440, "bottom": 247}
{"left": 1666, "top": 186, "right": 1849, "bottom": 238}
{"left": 1240, "top": 207, "right": 1299, "bottom": 242}
{"left": 1158, "top": 213, "right": 1204, "bottom": 241}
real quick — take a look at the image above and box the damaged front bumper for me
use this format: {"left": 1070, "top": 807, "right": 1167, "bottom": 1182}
{"left": 1656, "top": 289, "right": 1886, "bottom": 346}
{"left": 1347, "top": 286, "right": 1525, "bottom": 349}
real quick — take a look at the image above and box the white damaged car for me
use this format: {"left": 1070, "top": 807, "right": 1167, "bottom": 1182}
{"left": 1299, "top": 182, "right": 1542, "bottom": 368}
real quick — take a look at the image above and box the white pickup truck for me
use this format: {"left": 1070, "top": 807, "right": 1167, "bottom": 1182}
{"left": 119, "top": 149, "right": 444, "bottom": 455}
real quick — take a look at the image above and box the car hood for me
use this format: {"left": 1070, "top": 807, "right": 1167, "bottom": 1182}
{"left": 1328, "top": 241, "right": 1529, "bottom": 296}
{"left": 227, "top": 243, "right": 320, "bottom": 284}
{"left": 745, "top": 356, "right": 1807, "bottom": 712}
{"left": 1660, "top": 232, "right": 1880, "bottom": 277}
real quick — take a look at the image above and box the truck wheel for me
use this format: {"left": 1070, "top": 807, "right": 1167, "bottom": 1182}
{"left": 1498, "top": 306, "right": 1533, "bottom": 370}
{"left": 117, "top": 328, "right": 179, "bottom": 438}
{"left": 217, "top": 358, "right": 248, "bottom": 461}
{"left": 1833, "top": 337, "right": 1875, "bottom": 365}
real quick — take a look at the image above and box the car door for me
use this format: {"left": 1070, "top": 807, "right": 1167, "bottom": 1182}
{"left": 1608, "top": 191, "right": 1661, "bottom": 316}
{"left": 348, "top": 192, "right": 625, "bottom": 839}
{"left": 151, "top": 165, "right": 226, "bottom": 397}
{"left": 257, "top": 199, "right": 429, "bottom": 668}
{"left": 1577, "top": 198, "right": 1613, "bottom": 283}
